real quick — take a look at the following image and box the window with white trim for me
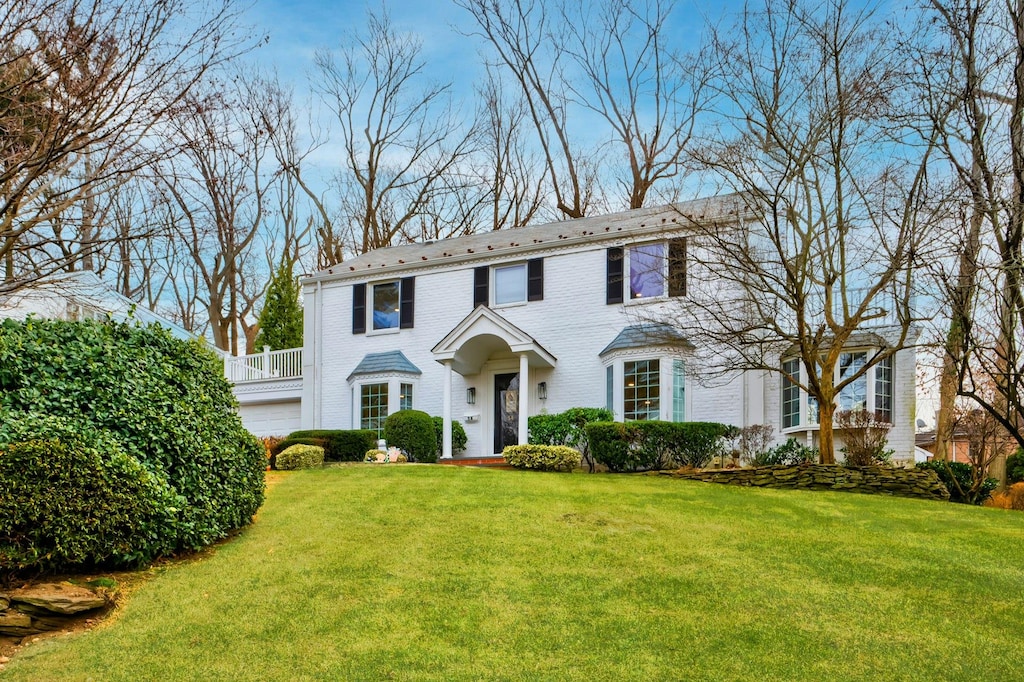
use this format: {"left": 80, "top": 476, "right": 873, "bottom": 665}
{"left": 372, "top": 281, "right": 400, "bottom": 330}
{"left": 780, "top": 350, "right": 895, "bottom": 430}
{"left": 400, "top": 383, "right": 413, "bottom": 412}
{"left": 361, "top": 383, "right": 388, "bottom": 436}
{"left": 624, "top": 359, "right": 660, "bottom": 421}
{"left": 494, "top": 263, "right": 527, "bottom": 305}
{"left": 607, "top": 239, "right": 686, "bottom": 304}
{"left": 672, "top": 359, "right": 686, "bottom": 422}
{"left": 782, "top": 358, "right": 801, "bottom": 429}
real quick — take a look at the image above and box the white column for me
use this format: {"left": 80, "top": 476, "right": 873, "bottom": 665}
{"left": 442, "top": 360, "right": 453, "bottom": 459}
{"left": 518, "top": 353, "right": 529, "bottom": 446}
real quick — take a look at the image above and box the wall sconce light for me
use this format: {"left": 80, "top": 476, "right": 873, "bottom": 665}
{"left": 537, "top": 381, "right": 548, "bottom": 401}
{"left": 466, "top": 387, "right": 476, "bottom": 405}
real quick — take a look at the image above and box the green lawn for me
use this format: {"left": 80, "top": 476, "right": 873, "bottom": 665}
{"left": 6, "top": 466, "right": 1024, "bottom": 681}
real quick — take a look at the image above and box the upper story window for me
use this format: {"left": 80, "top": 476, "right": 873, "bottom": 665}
{"left": 474, "top": 258, "right": 543, "bottom": 308}
{"left": 353, "top": 277, "right": 415, "bottom": 334}
{"left": 607, "top": 238, "right": 686, "bottom": 304}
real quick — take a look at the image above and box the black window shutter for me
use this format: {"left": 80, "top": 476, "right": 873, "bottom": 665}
{"left": 606, "top": 247, "right": 624, "bottom": 304}
{"left": 473, "top": 266, "right": 489, "bottom": 308}
{"left": 400, "top": 276, "right": 415, "bottom": 328}
{"left": 668, "top": 238, "right": 686, "bottom": 297}
{"left": 527, "top": 258, "right": 544, "bottom": 301}
{"left": 352, "top": 283, "right": 366, "bottom": 334}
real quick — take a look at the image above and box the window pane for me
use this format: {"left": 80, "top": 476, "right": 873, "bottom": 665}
{"left": 672, "top": 359, "right": 685, "bottom": 422}
{"left": 400, "top": 383, "right": 413, "bottom": 412}
{"left": 361, "top": 383, "right": 388, "bottom": 436}
{"left": 875, "top": 356, "right": 893, "bottom": 422}
{"left": 838, "top": 352, "right": 867, "bottom": 411}
{"left": 629, "top": 243, "right": 666, "bottom": 299}
{"left": 606, "top": 365, "right": 614, "bottom": 414}
{"left": 782, "top": 358, "right": 801, "bottom": 428}
{"left": 624, "top": 359, "right": 660, "bottom": 421}
{"left": 494, "top": 264, "right": 527, "bottom": 305}
{"left": 372, "top": 282, "right": 400, "bottom": 330}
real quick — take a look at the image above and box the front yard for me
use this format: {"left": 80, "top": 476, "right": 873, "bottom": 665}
{"left": 5, "top": 466, "right": 1023, "bottom": 680}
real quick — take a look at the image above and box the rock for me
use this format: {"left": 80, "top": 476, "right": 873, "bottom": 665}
{"left": 9, "top": 583, "right": 108, "bottom": 615}
{"left": 0, "top": 594, "right": 8, "bottom": 610}
{"left": 0, "top": 609, "right": 46, "bottom": 636}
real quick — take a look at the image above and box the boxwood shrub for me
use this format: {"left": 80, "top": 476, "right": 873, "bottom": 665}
{"left": 0, "top": 318, "right": 266, "bottom": 558}
{"left": 384, "top": 410, "right": 437, "bottom": 462}
{"left": 275, "top": 429, "right": 377, "bottom": 462}
{"left": 0, "top": 412, "right": 180, "bottom": 573}
{"left": 275, "top": 444, "right": 325, "bottom": 470}
{"left": 916, "top": 460, "right": 999, "bottom": 505}
{"left": 432, "top": 417, "right": 468, "bottom": 457}
{"left": 503, "top": 444, "right": 580, "bottom": 472}
{"left": 586, "top": 420, "right": 731, "bottom": 472}
{"left": 529, "top": 407, "right": 612, "bottom": 472}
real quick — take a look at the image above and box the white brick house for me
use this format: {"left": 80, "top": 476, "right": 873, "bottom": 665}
{"left": 289, "top": 196, "right": 918, "bottom": 460}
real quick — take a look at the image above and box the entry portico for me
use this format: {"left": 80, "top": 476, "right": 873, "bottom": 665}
{"left": 432, "top": 305, "right": 556, "bottom": 458}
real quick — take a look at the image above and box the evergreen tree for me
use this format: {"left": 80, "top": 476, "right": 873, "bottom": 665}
{"left": 254, "top": 257, "right": 303, "bottom": 351}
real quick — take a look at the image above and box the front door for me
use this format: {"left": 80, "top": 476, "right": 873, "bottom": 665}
{"left": 494, "top": 372, "right": 520, "bottom": 454}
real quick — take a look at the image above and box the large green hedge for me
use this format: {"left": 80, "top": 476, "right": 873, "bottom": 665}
{"left": 384, "top": 410, "right": 437, "bottom": 462}
{"left": 0, "top": 318, "right": 266, "bottom": 566}
{"left": 0, "top": 413, "right": 181, "bottom": 572}
{"left": 586, "top": 421, "right": 731, "bottom": 472}
{"left": 529, "top": 407, "right": 612, "bottom": 472}
{"left": 275, "top": 429, "right": 377, "bottom": 462}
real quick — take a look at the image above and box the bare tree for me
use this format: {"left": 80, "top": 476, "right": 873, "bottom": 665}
{"left": 0, "top": 0, "right": 252, "bottom": 293}
{"left": 314, "top": 9, "right": 475, "bottom": 255}
{"left": 659, "top": 0, "right": 941, "bottom": 464}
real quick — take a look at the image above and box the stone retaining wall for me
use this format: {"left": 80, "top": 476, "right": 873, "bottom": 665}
{"left": 652, "top": 464, "right": 950, "bottom": 501}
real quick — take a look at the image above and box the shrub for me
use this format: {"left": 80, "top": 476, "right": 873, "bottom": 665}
{"left": 664, "top": 422, "right": 731, "bottom": 468}
{"left": 0, "top": 318, "right": 265, "bottom": 556}
{"left": 986, "top": 482, "right": 1024, "bottom": 511}
{"left": 735, "top": 424, "right": 775, "bottom": 465}
{"left": 0, "top": 413, "right": 180, "bottom": 573}
{"left": 270, "top": 437, "right": 324, "bottom": 469}
{"left": 752, "top": 438, "right": 818, "bottom": 466}
{"left": 835, "top": 410, "right": 894, "bottom": 466}
{"left": 432, "top": 417, "right": 467, "bottom": 457}
{"left": 916, "top": 460, "right": 999, "bottom": 505}
{"left": 586, "top": 421, "right": 730, "bottom": 472}
{"left": 586, "top": 422, "right": 654, "bottom": 472}
{"left": 1007, "top": 449, "right": 1024, "bottom": 484}
{"left": 503, "top": 444, "right": 580, "bottom": 472}
{"left": 384, "top": 410, "right": 437, "bottom": 463}
{"left": 275, "top": 444, "right": 325, "bottom": 470}
{"left": 529, "top": 407, "right": 613, "bottom": 472}
{"left": 283, "top": 429, "right": 377, "bottom": 462}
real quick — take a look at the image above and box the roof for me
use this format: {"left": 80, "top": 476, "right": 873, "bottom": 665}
{"left": 347, "top": 350, "right": 422, "bottom": 380}
{"left": 306, "top": 194, "right": 750, "bottom": 284}
{"left": 599, "top": 323, "right": 692, "bottom": 357}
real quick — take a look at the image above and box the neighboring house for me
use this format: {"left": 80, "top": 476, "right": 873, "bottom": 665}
{"left": 250, "top": 196, "right": 917, "bottom": 459}
{"left": 0, "top": 270, "right": 198, "bottom": 343}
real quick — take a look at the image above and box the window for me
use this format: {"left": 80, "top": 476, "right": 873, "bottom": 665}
{"left": 608, "top": 239, "right": 686, "bottom": 304}
{"left": 361, "top": 383, "right": 388, "bottom": 436}
{"left": 606, "top": 365, "right": 614, "bottom": 414}
{"left": 353, "top": 277, "right": 415, "bottom": 334}
{"left": 672, "top": 359, "right": 685, "bottom": 422}
{"left": 475, "top": 259, "right": 544, "bottom": 308}
{"left": 494, "top": 263, "right": 526, "bottom": 305}
{"left": 372, "top": 282, "right": 400, "bottom": 330}
{"left": 624, "top": 359, "right": 660, "bottom": 421}
{"left": 400, "top": 383, "right": 413, "bottom": 412}
{"left": 782, "top": 358, "right": 801, "bottom": 428}
{"left": 875, "top": 356, "right": 893, "bottom": 422}
{"left": 838, "top": 352, "right": 867, "bottom": 411}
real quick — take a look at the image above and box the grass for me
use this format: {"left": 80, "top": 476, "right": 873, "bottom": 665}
{"left": 5, "top": 465, "right": 1024, "bottom": 681}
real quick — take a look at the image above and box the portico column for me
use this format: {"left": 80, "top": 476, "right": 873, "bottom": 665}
{"left": 442, "top": 360, "right": 453, "bottom": 459}
{"left": 518, "top": 353, "right": 529, "bottom": 446}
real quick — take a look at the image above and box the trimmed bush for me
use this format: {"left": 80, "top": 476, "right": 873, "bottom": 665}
{"left": 586, "top": 421, "right": 730, "bottom": 472}
{"left": 916, "top": 460, "right": 999, "bottom": 505}
{"left": 0, "top": 413, "right": 180, "bottom": 573}
{"left": 282, "top": 429, "right": 377, "bottom": 462}
{"left": 384, "top": 410, "right": 437, "bottom": 463}
{"left": 275, "top": 444, "right": 325, "bottom": 470}
{"left": 0, "top": 318, "right": 265, "bottom": 557}
{"left": 1007, "top": 449, "right": 1024, "bottom": 485}
{"left": 504, "top": 444, "right": 580, "bottom": 472}
{"left": 529, "top": 407, "right": 612, "bottom": 472}
{"left": 432, "top": 417, "right": 468, "bottom": 457}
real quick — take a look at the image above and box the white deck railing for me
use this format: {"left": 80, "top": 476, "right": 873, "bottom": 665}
{"left": 225, "top": 347, "right": 303, "bottom": 383}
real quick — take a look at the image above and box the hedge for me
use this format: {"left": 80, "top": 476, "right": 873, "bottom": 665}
{"left": 0, "top": 318, "right": 265, "bottom": 557}
{"left": 0, "top": 413, "right": 180, "bottom": 572}
{"left": 384, "top": 410, "right": 437, "bottom": 462}
{"left": 503, "top": 444, "right": 580, "bottom": 472}
{"left": 275, "top": 429, "right": 377, "bottom": 463}
{"left": 585, "top": 421, "right": 731, "bottom": 472}
{"left": 528, "top": 407, "right": 612, "bottom": 472}
{"left": 275, "top": 444, "right": 325, "bottom": 470}
{"left": 916, "top": 460, "right": 999, "bottom": 505}
{"left": 432, "top": 417, "right": 468, "bottom": 457}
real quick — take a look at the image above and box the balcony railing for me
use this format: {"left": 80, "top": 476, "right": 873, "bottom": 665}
{"left": 225, "top": 347, "right": 302, "bottom": 383}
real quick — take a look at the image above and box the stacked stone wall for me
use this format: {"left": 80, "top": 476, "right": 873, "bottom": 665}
{"left": 652, "top": 464, "right": 950, "bottom": 501}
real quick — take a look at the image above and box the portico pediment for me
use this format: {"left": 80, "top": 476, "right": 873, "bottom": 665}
{"left": 432, "top": 305, "right": 556, "bottom": 376}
